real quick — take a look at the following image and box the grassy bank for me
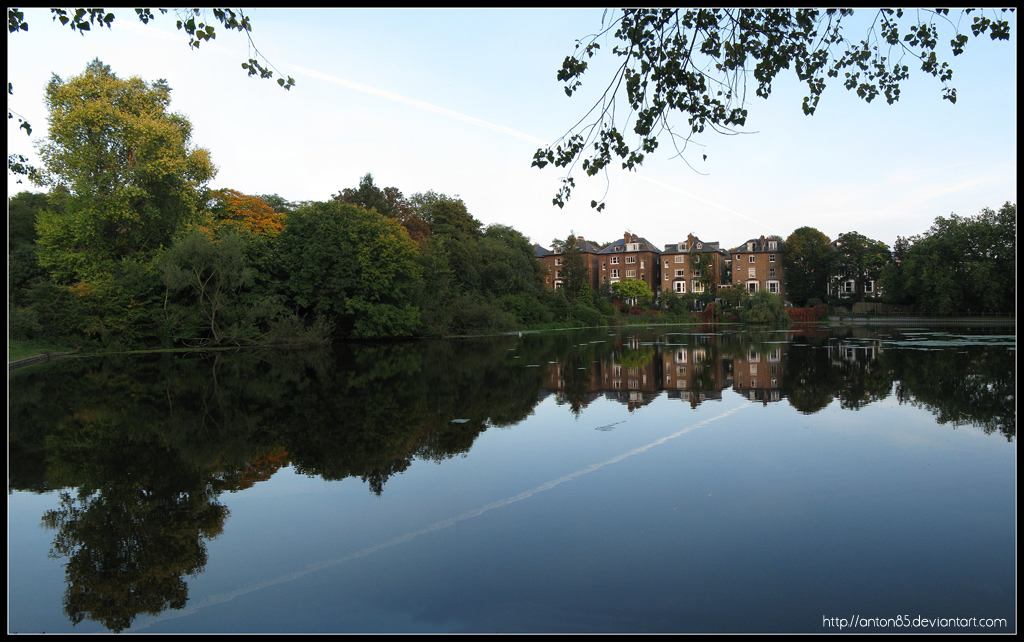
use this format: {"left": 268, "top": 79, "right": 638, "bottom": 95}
{"left": 8, "top": 339, "right": 81, "bottom": 362}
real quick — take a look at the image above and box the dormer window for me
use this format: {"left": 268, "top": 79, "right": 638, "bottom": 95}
{"left": 696, "top": 242, "right": 702, "bottom": 249}
{"left": 626, "top": 243, "right": 639, "bottom": 252}
{"left": 768, "top": 241, "right": 778, "bottom": 250}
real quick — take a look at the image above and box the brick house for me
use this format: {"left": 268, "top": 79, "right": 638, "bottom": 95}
{"left": 660, "top": 233, "right": 730, "bottom": 299}
{"left": 536, "top": 236, "right": 605, "bottom": 291}
{"left": 729, "top": 235, "right": 786, "bottom": 300}
{"left": 597, "top": 232, "right": 662, "bottom": 296}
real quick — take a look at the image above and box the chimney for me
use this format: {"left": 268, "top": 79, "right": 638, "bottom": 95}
{"left": 687, "top": 233, "right": 695, "bottom": 250}
{"left": 624, "top": 231, "right": 631, "bottom": 244}
{"left": 631, "top": 233, "right": 638, "bottom": 243}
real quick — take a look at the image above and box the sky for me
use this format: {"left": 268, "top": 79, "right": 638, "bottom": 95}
{"left": 7, "top": 8, "right": 1017, "bottom": 252}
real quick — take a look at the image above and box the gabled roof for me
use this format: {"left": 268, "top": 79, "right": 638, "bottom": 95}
{"left": 598, "top": 237, "right": 661, "bottom": 255}
{"left": 575, "top": 239, "right": 605, "bottom": 254}
{"left": 662, "top": 233, "right": 726, "bottom": 255}
{"left": 534, "top": 244, "right": 550, "bottom": 258}
{"left": 728, "top": 235, "right": 782, "bottom": 254}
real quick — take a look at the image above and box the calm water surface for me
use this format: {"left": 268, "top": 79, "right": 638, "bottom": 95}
{"left": 8, "top": 325, "right": 1016, "bottom": 633}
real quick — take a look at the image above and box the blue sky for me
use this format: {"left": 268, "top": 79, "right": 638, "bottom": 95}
{"left": 8, "top": 8, "right": 1017, "bottom": 251}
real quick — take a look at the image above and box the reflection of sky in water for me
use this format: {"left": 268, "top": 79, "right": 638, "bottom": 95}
{"left": 8, "top": 328, "right": 1016, "bottom": 633}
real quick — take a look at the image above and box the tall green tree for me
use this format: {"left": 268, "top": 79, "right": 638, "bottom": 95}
{"left": 833, "top": 232, "right": 891, "bottom": 302}
{"left": 8, "top": 8, "right": 292, "bottom": 182}
{"left": 276, "top": 201, "right": 421, "bottom": 339}
{"left": 34, "top": 59, "right": 217, "bottom": 283}
{"left": 533, "top": 9, "right": 1013, "bottom": 210}
{"left": 896, "top": 203, "right": 1015, "bottom": 315}
{"left": 333, "top": 173, "right": 412, "bottom": 221}
{"left": 557, "top": 234, "right": 592, "bottom": 303}
{"left": 783, "top": 227, "right": 836, "bottom": 306}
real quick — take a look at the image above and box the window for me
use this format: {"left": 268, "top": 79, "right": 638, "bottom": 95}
{"left": 611, "top": 269, "right": 619, "bottom": 278}
{"left": 626, "top": 256, "right": 636, "bottom": 264}
{"left": 611, "top": 257, "right": 619, "bottom": 264}
{"left": 769, "top": 267, "right": 776, "bottom": 278}
{"left": 555, "top": 258, "right": 563, "bottom": 266}
{"left": 675, "top": 269, "right": 685, "bottom": 277}
{"left": 769, "top": 254, "right": 776, "bottom": 263}
{"left": 748, "top": 267, "right": 756, "bottom": 278}
{"left": 692, "top": 280, "right": 704, "bottom": 293}
{"left": 768, "top": 241, "right": 778, "bottom": 250}
{"left": 865, "top": 281, "right": 874, "bottom": 293}
{"left": 768, "top": 281, "right": 779, "bottom": 293}
{"left": 749, "top": 255, "right": 756, "bottom": 263}
{"left": 747, "top": 242, "right": 754, "bottom": 251}
{"left": 625, "top": 270, "right": 636, "bottom": 277}
{"left": 677, "top": 365, "right": 686, "bottom": 375}
{"left": 747, "top": 282, "right": 758, "bottom": 293}
{"left": 602, "top": 262, "right": 606, "bottom": 270}
{"left": 556, "top": 270, "right": 563, "bottom": 278}
{"left": 640, "top": 260, "right": 644, "bottom": 269}
{"left": 626, "top": 243, "right": 639, "bottom": 251}
{"left": 735, "top": 254, "right": 741, "bottom": 261}
{"left": 675, "top": 255, "right": 685, "bottom": 263}
{"left": 545, "top": 277, "right": 549, "bottom": 283}
{"left": 696, "top": 242, "right": 702, "bottom": 249}
{"left": 692, "top": 269, "right": 701, "bottom": 278}
{"left": 675, "top": 349, "right": 687, "bottom": 363}
{"left": 664, "top": 273, "right": 670, "bottom": 281}
{"left": 674, "top": 281, "right": 685, "bottom": 294}
{"left": 664, "top": 261, "right": 669, "bottom": 269}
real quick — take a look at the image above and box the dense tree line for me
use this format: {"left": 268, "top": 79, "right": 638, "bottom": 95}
{"left": 783, "top": 206, "right": 1015, "bottom": 315}
{"left": 10, "top": 61, "right": 1012, "bottom": 351}
{"left": 7, "top": 61, "right": 652, "bottom": 350}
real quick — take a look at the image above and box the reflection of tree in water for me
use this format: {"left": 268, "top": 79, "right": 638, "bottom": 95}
{"left": 41, "top": 423, "right": 229, "bottom": 633}
{"left": 11, "top": 327, "right": 1015, "bottom": 631}
{"left": 831, "top": 346, "right": 893, "bottom": 411}
{"left": 890, "top": 345, "right": 1015, "bottom": 441}
{"left": 783, "top": 337, "right": 840, "bottom": 414}
{"left": 556, "top": 349, "right": 596, "bottom": 417}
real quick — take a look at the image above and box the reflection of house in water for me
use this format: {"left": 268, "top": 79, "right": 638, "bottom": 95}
{"left": 660, "top": 339, "right": 728, "bottom": 408}
{"left": 545, "top": 360, "right": 605, "bottom": 412}
{"left": 731, "top": 344, "right": 786, "bottom": 405}
{"left": 829, "top": 339, "right": 884, "bottom": 365}
{"left": 604, "top": 335, "right": 662, "bottom": 412}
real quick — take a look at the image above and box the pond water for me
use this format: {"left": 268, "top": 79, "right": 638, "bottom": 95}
{"left": 8, "top": 325, "right": 1016, "bottom": 633}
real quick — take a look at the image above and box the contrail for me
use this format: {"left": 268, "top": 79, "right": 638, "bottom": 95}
{"left": 630, "top": 172, "right": 784, "bottom": 235}
{"left": 290, "top": 64, "right": 775, "bottom": 234}
{"left": 289, "top": 64, "right": 549, "bottom": 147}
{"left": 131, "top": 401, "right": 751, "bottom": 630}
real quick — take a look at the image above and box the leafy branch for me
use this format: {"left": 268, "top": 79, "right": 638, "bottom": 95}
{"left": 533, "top": 8, "right": 1013, "bottom": 211}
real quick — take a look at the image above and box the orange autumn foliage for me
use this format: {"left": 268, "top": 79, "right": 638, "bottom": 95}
{"left": 209, "top": 188, "right": 285, "bottom": 237}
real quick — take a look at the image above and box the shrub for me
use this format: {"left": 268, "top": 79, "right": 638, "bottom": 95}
{"left": 739, "top": 290, "right": 791, "bottom": 326}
